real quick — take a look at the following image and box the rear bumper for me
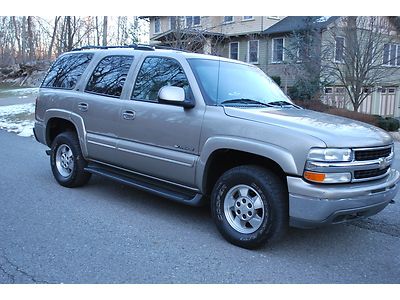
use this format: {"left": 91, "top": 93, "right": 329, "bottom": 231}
{"left": 287, "top": 169, "right": 400, "bottom": 228}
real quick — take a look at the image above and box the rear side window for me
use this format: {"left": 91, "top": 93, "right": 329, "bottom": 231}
{"left": 132, "top": 57, "right": 192, "bottom": 102}
{"left": 85, "top": 55, "right": 134, "bottom": 98}
{"left": 41, "top": 53, "right": 93, "bottom": 89}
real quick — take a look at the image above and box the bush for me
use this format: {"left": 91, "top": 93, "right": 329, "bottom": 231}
{"left": 375, "top": 116, "right": 400, "bottom": 131}
{"left": 292, "top": 99, "right": 399, "bottom": 131}
{"left": 270, "top": 76, "right": 281, "bottom": 86}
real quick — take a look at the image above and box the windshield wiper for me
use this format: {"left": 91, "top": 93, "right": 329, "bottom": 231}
{"left": 267, "top": 101, "right": 299, "bottom": 108}
{"left": 220, "top": 99, "right": 272, "bottom": 107}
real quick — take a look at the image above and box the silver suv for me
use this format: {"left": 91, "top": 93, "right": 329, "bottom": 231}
{"left": 34, "top": 45, "right": 400, "bottom": 248}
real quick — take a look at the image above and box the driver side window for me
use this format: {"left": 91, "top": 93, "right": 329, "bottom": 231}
{"left": 131, "top": 57, "right": 193, "bottom": 102}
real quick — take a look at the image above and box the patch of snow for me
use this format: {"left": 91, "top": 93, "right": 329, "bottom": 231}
{"left": 0, "top": 103, "right": 35, "bottom": 137}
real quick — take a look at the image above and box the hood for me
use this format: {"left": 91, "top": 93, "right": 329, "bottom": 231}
{"left": 223, "top": 107, "right": 392, "bottom": 148}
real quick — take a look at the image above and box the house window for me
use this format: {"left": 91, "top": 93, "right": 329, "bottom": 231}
{"left": 248, "top": 40, "right": 259, "bottom": 64}
{"left": 268, "top": 16, "right": 280, "bottom": 20}
{"left": 229, "top": 42, "right": 239, "bottom": 60}
{"left": 185, "top": 16, "right": 201, "bottom": 27}
{"left": 193, "top": 16, "right": 201, "bottom": 26}
{"left": 388, "top": 88, "right": 396, "bottom": 94}
{"left": 334, "top": 37, "right": 345, "bottom": 62}
{"left": 154, "top": 17, "right": 161, "bottom": 33}
{"left": 242, "top": 16, "right": 254, "bottom": 21}
{"left": 169, "top": 17, "right": 176, "bottom": 30}
{"left": 223, "top": 16, "right": 234, "bottom": 23}
{"left": 384, "top": 43, "right": 400, "bottom": 66}
{"left": 272, "top": 38, "right": 284, "bottom": 63}
{"left": 324, "top": 87, "right": 333, "bottom": 94}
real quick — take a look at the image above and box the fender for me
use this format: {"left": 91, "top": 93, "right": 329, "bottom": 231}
{"left": 44, "top": 109, "right": 89, "bottom": 158}
{"left": 195, "top": 136, "right": 299, "bottom": 192}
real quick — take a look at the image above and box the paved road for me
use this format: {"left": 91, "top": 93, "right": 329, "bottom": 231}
{"left": 0, "top": 130, "right": 399, "bottom": 284}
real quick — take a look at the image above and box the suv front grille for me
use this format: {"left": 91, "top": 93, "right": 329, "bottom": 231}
{"left": 354, "top": 166, "right": 390, "bottom": 180}
{"left": 354, "top": 147, "right": 392, "bottom": 161}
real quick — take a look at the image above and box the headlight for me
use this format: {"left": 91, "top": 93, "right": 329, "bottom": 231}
{"left": 304, "top": 148, "right": 353, "bottom": 184}
{"left": 307, "top": 148, "right": 352, "bottom": 162}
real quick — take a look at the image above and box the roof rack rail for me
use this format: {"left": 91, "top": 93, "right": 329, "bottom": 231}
{"left": 71, "top": 44, "right": 155, "bottom": 52}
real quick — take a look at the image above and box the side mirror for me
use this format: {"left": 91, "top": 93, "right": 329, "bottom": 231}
{"left": 158, "top": 86, "right": 195, "bottom": 108}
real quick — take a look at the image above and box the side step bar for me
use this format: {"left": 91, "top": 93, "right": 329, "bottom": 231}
{"left": 84, "top": 164, "right": 205, "bottom": 207}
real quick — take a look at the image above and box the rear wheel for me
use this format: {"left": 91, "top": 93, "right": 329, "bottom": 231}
{"left": 211, "top": 165, "right": 288, "bottom": 249}
{"left": 50, "top": 131, "right": 91, "bottom": 187}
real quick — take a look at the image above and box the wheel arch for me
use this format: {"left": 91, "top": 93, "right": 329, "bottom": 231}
{"left": 196, "top": 137, "right": 298, "bottom": 195}
{"left": 44, "top": 109, "right": 88, "bottom": 157}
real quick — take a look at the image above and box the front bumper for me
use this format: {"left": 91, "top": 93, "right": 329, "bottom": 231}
{"left": 288, "top": 169, "right": 400, "bottom": 228}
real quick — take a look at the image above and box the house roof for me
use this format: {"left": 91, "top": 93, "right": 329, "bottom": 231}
{"left": 263, "top": 16, "right": 340, "bottom": 35}
{"left": 151, "top": 29, "right": 225, "bottom": 41}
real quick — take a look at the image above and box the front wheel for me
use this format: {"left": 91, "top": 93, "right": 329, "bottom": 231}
{"left": 50, "top": 131, "right": 91, "bottom": 188}
{"left": 211, "top": 165, "right": 288, "bottom": 249}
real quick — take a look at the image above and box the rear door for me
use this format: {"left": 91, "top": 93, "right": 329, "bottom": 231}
{"left": 73, "top": 54, "right": 136, "bottom": 165}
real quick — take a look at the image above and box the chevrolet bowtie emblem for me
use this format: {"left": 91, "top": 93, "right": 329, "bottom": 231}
{"left": 378, "top": 158, "right": 388, "bottom": 170}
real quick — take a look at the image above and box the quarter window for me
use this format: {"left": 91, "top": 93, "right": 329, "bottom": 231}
{"left": 272, "top": 38, "right": 284, "bottom": 62}
{"left": 248, "top": 40, "right": 259, "bottom": 64}
{"left": 41, "top": 53, "right": 93, "bottom": 89}
{"left": 132, "top": 57, "right": 192, "bottom": 102}
{"left": 229, "top": 42, "right": 239, "bottom": 60}
{"left": 85, "top": 56, "right": 134, "bottom": 98}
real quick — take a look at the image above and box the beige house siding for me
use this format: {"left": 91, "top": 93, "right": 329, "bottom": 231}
{"left": 149, "top": 16, "right": 283, "bottom": 39}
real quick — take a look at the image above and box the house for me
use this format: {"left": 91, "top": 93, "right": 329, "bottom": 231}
{"left": 145, "top": 16, "right": 400, "bottom": 117}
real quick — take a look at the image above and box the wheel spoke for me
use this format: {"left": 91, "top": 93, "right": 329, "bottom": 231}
{"left": 239, "top": 187, "right": 249, "bottom": 197}
{"left": 233, "top": 216, "right": 244, "bottom": 228}
{"left": 253, "top": 196, "right": 263, "bottom": 209}
{"left": 248, "top": 215, "right": 262, "bottom": 228}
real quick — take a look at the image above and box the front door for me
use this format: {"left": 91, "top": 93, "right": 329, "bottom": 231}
{"left": 112, "top": 56, "right": 205, "bottom": 188}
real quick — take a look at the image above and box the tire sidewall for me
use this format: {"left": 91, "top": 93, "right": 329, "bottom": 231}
{"left": 212, "top": 169, "right": 276, "bottom": 248}
{"left": 50, "top": 133, "right": 80, "bottom": 186}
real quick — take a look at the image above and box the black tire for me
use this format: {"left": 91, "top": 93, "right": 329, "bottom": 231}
{"left": 211, "top": 165, "right": 288, "bottom": 249}
{"left": 50, "top": 131, "right": 91, "bottom": 188}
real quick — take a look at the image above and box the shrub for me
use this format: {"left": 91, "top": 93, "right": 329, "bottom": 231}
{"left": 270, "top": 76, "right": 281, "bottom": 86}
{"left": 292, "top": 99, "right": 399, "bottom": 131}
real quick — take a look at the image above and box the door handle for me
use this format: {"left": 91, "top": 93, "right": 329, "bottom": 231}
{"left": 78, "top": 102, "right": 88, "bottom": 112}
{"left": 122, "top": 110, "right": 136, "bottom": 120}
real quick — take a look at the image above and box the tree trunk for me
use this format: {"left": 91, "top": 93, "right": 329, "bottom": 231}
{"left": 102, "top": 16, "right": 108, "bottom": 46}
{"left": 48, "top": 16, "right": 60, "bottom": 59}
{"left": 27, "top": 16, "right": 35, "bottom": 61}
{"left": 95, "top": 17, "right": 100, "bottom": 46}
{"left": 12, "top": 17, "right": 22, "bottom": 62}
{"left": 21, "top": 16, "right": 27, "bottom": 63}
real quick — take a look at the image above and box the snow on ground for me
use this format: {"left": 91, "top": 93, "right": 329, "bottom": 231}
{"left": 0, "top": 103, "right": 35, "bottom": 137}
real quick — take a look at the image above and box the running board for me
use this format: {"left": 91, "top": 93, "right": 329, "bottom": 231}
{"left": 84, "top": 164, "right": 205, "bottom": 206}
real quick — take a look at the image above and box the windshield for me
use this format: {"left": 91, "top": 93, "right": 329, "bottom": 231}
{"left": 188, "top": 58, "right": 292, "bottom": 106}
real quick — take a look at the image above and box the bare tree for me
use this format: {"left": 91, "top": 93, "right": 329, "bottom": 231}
{"left": 158, "top": 17, "right": 225, "bottom": 54}
{"left": 102, "top": 16, "right": 108, "bottom": 46}
{"left": 322, "top": 16, "right": 399, "bottom": 112}
{"left": 47, "top": 17, "right": 60, "bottom": 58}
{"left": 283, "top": 17, "right": 332, "bottom": 100}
